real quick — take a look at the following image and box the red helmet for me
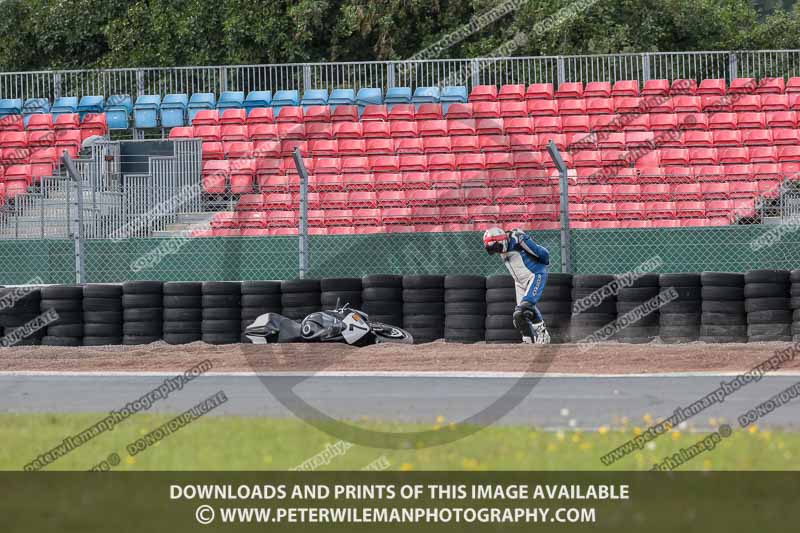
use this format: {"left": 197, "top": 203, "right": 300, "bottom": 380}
{"left": 482, "top": 227, "right": 508, "bottom": 255}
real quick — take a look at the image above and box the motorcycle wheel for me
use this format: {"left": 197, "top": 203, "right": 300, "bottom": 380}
{"left": 371, "top": 322, "right": 414, "bottom": 344}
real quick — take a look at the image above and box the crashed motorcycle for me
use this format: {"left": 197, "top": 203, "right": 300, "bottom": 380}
{"left": 244, "top": 304, "right": 414, "bottom": 345}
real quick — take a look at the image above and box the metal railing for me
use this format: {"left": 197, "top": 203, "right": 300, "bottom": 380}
{"left": 4, "top": 50, "right": 800, "bottom": 101}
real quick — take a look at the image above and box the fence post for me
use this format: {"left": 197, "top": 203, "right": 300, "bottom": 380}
{"left": 62, "top": 153, "right": 86, "bottom": 283}
{"left": 546, "top": 140, "right": 572, "bottom": 273}
{"left": 470, "top": 59, "right": 481, "bottom": 88}
{"left": 302, "top": 65, "right": 312, "bottom": 93}
{"left": 556, "top": 56, "right": 565, "bottom": 88}
{"left": 641, "top": 53, "right": 650, "bottom": 83}
{"left": 728, "top": 52, "right": 738, "bottom": 80}
{"left": 292, "top": 147, "right": 309, "bottom": 279}
{"left": 53, "top": 73, "right": 62, "bottom": 100}
{"left": 387, "top": 63, "right": 396, "bottom": 89}
{"left": 136, "top": 69, "right": 145, "bottom": 99}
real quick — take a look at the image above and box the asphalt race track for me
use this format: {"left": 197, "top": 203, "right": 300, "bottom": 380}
{"left": 1, "top": 372, "right": 799, "bottom": 430}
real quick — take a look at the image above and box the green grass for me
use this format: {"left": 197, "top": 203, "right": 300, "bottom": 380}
{"left": 2, "top": 412, "right": 798, "bottom": 471}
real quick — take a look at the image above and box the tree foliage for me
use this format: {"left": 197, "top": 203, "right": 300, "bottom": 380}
{"left": 0, "top": 0, "right": 798, "bottom": 71}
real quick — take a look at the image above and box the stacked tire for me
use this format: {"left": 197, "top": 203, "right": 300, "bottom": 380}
{"left": 162, "top": 282, "right": 202, "bottom": 345}
{"left": 281, "top": 279, "right": 321, "bottom": 321}
{"left": 615, "top": 273, "right": 660, "bottom": 344}
{"left": 202, "top": 282, "right": 241, "bottom": 345}
{"left": 484, "top": 275, "right": 519, "bottom": 344}
{"left": 0, "top": 285, "right": 44, "bottom": 345}
{"left": 792, "top": 270, "right": 800, "bottom": 342}
{"left": 40, "top": 285, "right": 83, "bottom": 346}
{"left": 570, "top": 275, "right": 617, "bottom": 342}
{"left": 122, "top": 281, "right": 163, "bottom": 345}
{"left": 744, "top": 269, "right": 792, "bottom": 342}
{"left": 240, "top": 281, "right": 282, "bottom": 340}
{"left": 538, "top": 273, "right": 573, "bottom": 344}
{"left": 402, "top": 275, "right": 445, "bottom": 344}
{"left": 321, "top": 278, "right": 363, "bottom": 310}
{"left": 658, "top": 273, "right": 702, "bottom": 343}
{"left": 82, "top": 284, "right": 123, "bottom": 346}
{"left": 444, "top": 275, "right": 486, "bottom": 344}
{"left": 700, "top": 272, "right": 746, "bottom": 343}
{"left": 361, "top": 275, "right": 403, "bottom": 327}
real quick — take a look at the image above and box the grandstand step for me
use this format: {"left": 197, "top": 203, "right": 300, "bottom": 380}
{"left": 152, "top": 212, "right": 216, "bottom": 238}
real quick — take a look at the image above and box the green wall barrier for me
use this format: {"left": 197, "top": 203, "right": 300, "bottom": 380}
{"left": 0, "top": 225, "right": 797, "bottom": 284}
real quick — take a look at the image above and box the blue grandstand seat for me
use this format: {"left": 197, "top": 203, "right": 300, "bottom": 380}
{"left": 77, "top": 95, "right": 105, "bottom": 119}
{"left": 104, "top": 94, "right": 132, "bottom": 130}
{"left": 188, "top": 93, "right": 216, "bottom": 122}
{"left": 440, "top": 86, "right": 468, "bottom": 113}
{"left": 328, "top": 89, "right": 356, "bottom": 110}
{"left": 159, "top": 94, "right": 188, "bottom": 127}
{"left": 300, "top": 89, "right": 329, "bottom": 109}
{"left": 134, "top": 95, "right": 163, "bottom": 129}
{"left": 356, "top": 88, "right": 382, "bottom": 116}
{"left": 271, "top": 90, "right": 299, "bottom": 113}
{"left": 50, "top": 96, "right": 79, "bottom": 118}
{"left": 243, "top": 91, "right": 272, "bottom": 115}
{"left": 22, "top": 98, "right": 49, "bottom": 126}
{"left": 217, "top": 91, "right": 244, "bottom": 110}
{"left": 412, "top": 86, "right": 441, "bottom": 108}
{"left": 385, "top": 87, "right": 412, "bottom": 111}
{"left": 0, "top": 98, "right": 23, "bottom": 117}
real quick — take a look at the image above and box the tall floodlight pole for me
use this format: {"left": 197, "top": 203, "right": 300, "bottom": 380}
{"left": 292, "top": 147, "right": 309, "bottom": 279}
{"left": 61, "top": 152, "right": 86, "bottom": 283}
{"left": 546, "top": 140, "right": 572, "bottom": 273}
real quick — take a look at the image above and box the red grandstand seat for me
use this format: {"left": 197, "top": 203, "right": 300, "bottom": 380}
{"left": 718, "top": 147, "right": 749, "bottom": 164}
{"left": 758, "top": 180, "right": 781, "bottom": 199}
{"left": 712, "top": 129, "right": 741, "bottom": 146}
{"left": 455, "top": 153, "right": 485, "bottom": 170}
{"left": 365, "top": 138, "right": 392, "bottom": 154}
{"left": 415, "top": 103, "right": 442, "bottom": 120}
{"left": 201, "top": 160, "right": 230, "bottom": 194}
{"left": 555, "top": 82, "right": 583, "bottom": 99}
{"left": 329, "top": 122, "right": 361, "bottom": 139}
{"left": 732, "top": 94, "right": 761, "bottom": 112}
{"left": 437, "top": 206, "right": 468, "bottom": 223}
{"left": 534, "top": 116, "right": 562, "bottom": 133}
{"left": 527, "top": 202, "right": 558, "bottom": 221}
{"left": 561, "top": 115, "right": 589, "bottom": 132}
{"left": 499, "top": 100, "right": 527, "bottom": 117}
{"left": 729, "top": 78, "right": 756, "bottom": 94}
{"left": 79, "top": 114, "right": 106, "bottom": 139}
{"left": 597, "top": 132, "right": 625, "bottom": 150}
{"left": 246, "top": 108, "right": 275, "bottom": 124}
{"left": 582, "top": 81, "right": 610, "bottom": 98}
{"left": 360, "top": 105, "right": 388, "bottom": 121}
{"left": 434, "top": 187, "right": 463, "bottom": 206}
{"left": 645, "top": 201, "right": 677, "bottom": 219}
{"left": 324, "top": 209, "right": 354, "bottom": 226}
{"left": 707, "top": 112, "right": 736, "bottom": 130}
{"left": 391, "top": 137, "right": 420, "bottom": 154}
{"left": 257, "top": 173, "right": 289, "bottom": 192}
{"left": 30, "top": 147, "right": 57, "bottom": 182}
{"left": 389, "top": 120, "right": 417, "bottom": 138}
{"left": 236, "top": 193, "right": 265, "bottom": 211}
{"left": 429, "top": 170, "right": 461, "bottom": 188}
{"left": 472, "top": 102, "right": 500, "bottom": 118}
{"left": 281, "top": 155, "right": 313, "bottom": 175}
{"left": 460, "top": 170, "right": 489, "bottom": 188}
{"left": 566, "top": 132, "right": 594, "bottom": 150}
{"left": 211, "top": 212, "right": 238, "bottom": 228}
{"left": 540, "top": 133, "right": 566, "bottom": 150}
{"left": 229, "top": 159, "right": 256, "bottom": 193}
{"left": 337, "top": 138, "right": 365, "bottom": 156}
{"left": 778, "top": 146, "right": 800, "bottom": 162}
{"left": 445, "top": 102, "right": 473, "bottom": 119}
{"left": 557, "top": 98, "right": 585, "bottom": 115}
{"left": 475, "top": 118, "right": 504, "bottom": 135}
{"left": 469, "top": 85, "right": 498, "bottom": 102}
{"left": 253, "top": 156, "right": 280, "bottom": 178}
{"left": 497, "top": 84, "right": 525, "bottom": 101}
{"left": 670, "top": 182, "right": 701, "bottom": 200}
{"left": 221, "top": 125, "right": 248, "bottom": 141}
{"left": 340, "top": 156, "right": 370, "bottom": 173}
{"left": 766, "top": 110, "right": 796, "bottom": 128}
{"left": 450, "top": 135, "right": 478, "bottom": 153}
{"left": 613, "top": 96, "right": 641, "bottom": 114}
{"left": 761, "top": 94, "right": 789, "bottom": 112}
{"left": 400, "top": 171, "right": 429, "bottom": 190}
{"left": 773, "top": 129, "right": 800, "bottom": 145}
{"left": 467, "top": 205, "right": 500, "bottom": 223}
{"left": 347, "top": 190, "right": 377, "bottom": 208}
{"left": 279, "top": 139, "right": 307, "bottom": 156}
{"left": 352, "top": 208, "right": 382, "bottom": 226}
{"left": 502, "top": 117, "right": 532, "bottom": 134}
{"left": 610, "top": 80, "right": 638, "bottom": 97}
{"left": 368, "top": 155, "right": 399, "bottom": 172}
{"left": 479, "top": 134, "right": 510, "bottom": 152}
{"left": 387, "top": 104, "right": 415, "bottom": 121}
{"left": 373, "top": 172, "right": 403, "bottom": 190}
{"left": 701, "top": 95, "right": 731, "bottom": 113}
{"left": 192, "top": 110, "right": 219, "bottom": 126}
{"left": 661, "top": 166, "right": 693, "bottom": 183}
{"left": 524, "top": 83, "right": 553, "bottom": 100}
{"left": 220, "top": 108, "right": 246, "bottom": 125}
{"left": 0, "top": 131, "right": 27, "bottom": 148}
{"left": 54, "top": 129, "right": 81, "bottom": 158}
{"left": 736, "top": 111, "right": 765, "bottom": 129}
{"left": 698, "top": 79, "right": 726, "bottom": 96}
{"left": 621, "top": 132, "right": 652, "bottom": 149}
{"left": 660, "top": 148, "right": 689, "bottom": 166}
{"left": 381, "top": 207, "right": 411, "bottom": 224}
{"left": 26, "top": 114, "right": 53, "bottom": 131}
{"left": 417, "top": 136, "right": 447, "bottom": 154}
{"left": 248, "top": 124, "right": 278, "bottom": 141}
{"left": 705, "top": 199, "right": 733, "bottom": 218}
{"left": 525, "top": 100, "right": 556, "bottom": 117}
{"left": 621, "top": 113, "right": 650, "bottom": 131}
{"left": 485, "top": 152, "right": 512, "bottom": 169}
{"left": 678, "top": 112, "right": 707, "bottom": 130}
{"left": 757, "top": 77, "right": 785, "bottom": 94}
{"left": 670, "top": 79, "right": 697, "bottom": 95}
{"left": 674, "top": 95, "right": 702, "bottom": 112}
{"left": 512, "top": 151, "right": 542, "bottom": 169}
{"left": 361, "top": 121, "right": 389, "bottom": 138}
{"left": 315, "top": 173, "right": 343, "bottom": 192}
{"left": 587, "top": 98, "right": 614, "bottom": 115}
{"left": 314, "top": 156, "right": 342, "bottom": 175}
{"left": 193, "top": 125, "right": 220, "bottom": 141}
{"left": 427, "top": 153, "right": 456, "bottom": 171}
{"left": 572, "top": 150, "right": 601, "bottom": 168}
{"left": 722, "top": 163, "right": 753, "bottom": 181}
{"left": 201, "top": 142, "right": 223, "bottom": 160}
{"left": 253, "top": 140, "right": 281, "bottom": 158}
{"left": 414, "top": 119, "right": 444, "bottom": 137}
{"left": 236, "top": 211, "right": 268, "bottom": 229}
{"left": 700, "top": 182, "right": 730, "bottom": 200}
{"left": 675, "top": 200, "right": 706, "bottom": 218}
{"left": 634, "top": 151, "right": 661, "bottom": 169}
{"left": 319, "top": 191, "right": 348, "bottom": 209}
{"left": 683, "top": 131, "right": 713, "bottom": 147}
{"left": 302, "top": 122, "right": 332, "bottom": 140}
{"left": 729, "top": 181, "right": 757, "bottom": 199}
{"left": 688, "top": 147, "right": 718, "bottom": 165}
{"left": 639, "top": 183, "right": 670, "bottom": 201}
{"left": 742, "top": 129, "right": 773, "bottom": 147}
{"left": 330, "top": 105, "right": 357, "bottom": 122}
{"left": 276, "top": 122, "right": 304, "bottom": 139}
